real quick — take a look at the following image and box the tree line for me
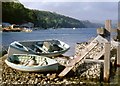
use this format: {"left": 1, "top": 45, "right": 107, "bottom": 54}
{"left": 2, "top": 2, "right": 86, "bottom": 29}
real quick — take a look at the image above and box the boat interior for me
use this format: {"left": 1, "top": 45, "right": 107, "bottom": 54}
{"left": 7, "top": 54, "right": 57, "bottom": 66}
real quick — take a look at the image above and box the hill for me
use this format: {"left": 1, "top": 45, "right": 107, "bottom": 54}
{"left": 82, "top": 20, "right": 104, "bottom": 28}
{"left": 2, "top": 2, "right": 86, "bottom": 29}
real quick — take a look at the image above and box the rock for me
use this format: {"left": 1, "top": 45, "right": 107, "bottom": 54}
{"left": 54, "top": 78, "right": 59, "bottom": 82}
{"left": 46, "top": 73, "right": 50, "bottom": 77}
{"left": 48, "top": 74, "right": 56, "bottom": 80}
{"left": 47, "top": 81, "right": 50, "bottom": 83}
{"left": 35, "top": 78, "right": 38, "bottom": 84}
{"left": 43, "top": 81, "right": 47, "bottom": 84}
{"left": 63, "top": 79, "right": 67, "bottom": 83}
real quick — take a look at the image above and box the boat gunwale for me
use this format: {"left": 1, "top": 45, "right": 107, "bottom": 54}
{"left": 5, "top": 54, "right": 61, "bottom": 72}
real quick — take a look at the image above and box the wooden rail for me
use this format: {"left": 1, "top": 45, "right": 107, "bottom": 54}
{"left": 117, "top": 44, "right": 120, "bottom": 66}
{"left": 58, "top": 41, "right": 98, "bottom": 77}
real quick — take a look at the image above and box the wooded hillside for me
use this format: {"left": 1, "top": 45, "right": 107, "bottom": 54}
{"left": 2, "top": 2, "right": 86, "bottom": 29}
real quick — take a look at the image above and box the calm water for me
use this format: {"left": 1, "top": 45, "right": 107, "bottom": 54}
{"left": 1, "top": 28, "right": 97, "bottom": 56}
{"left": 1, "top": 28, "right": 120, "bottom": 84}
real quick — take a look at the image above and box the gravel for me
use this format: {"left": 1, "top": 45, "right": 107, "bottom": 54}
{"left": 1, "top": 41, "right": 104, "bottom": 85}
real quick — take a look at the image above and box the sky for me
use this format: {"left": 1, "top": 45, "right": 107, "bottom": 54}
{"left": 19, "top": 0, "right": 119, "bottom": 23}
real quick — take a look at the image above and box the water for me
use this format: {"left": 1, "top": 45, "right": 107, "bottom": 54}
{"left": 1, "top": 28, "right": 120, "bottom": 84}
{"left": 1, "top": 28, "right": 97, "bottom": 56}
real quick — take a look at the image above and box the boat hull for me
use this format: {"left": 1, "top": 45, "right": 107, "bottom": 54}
{"left": 5, "top": 54, "right": 61, "bottom": 72}
{"left": 8, "top": 40, "right": 70, "bottom": 57}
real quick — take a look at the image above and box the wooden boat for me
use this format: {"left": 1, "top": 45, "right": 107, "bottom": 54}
{"left": 5, "top": 54, "right": 61, "bottom": 72}
{"left": 8, "top": 39, "right": 70, "bottom": 57}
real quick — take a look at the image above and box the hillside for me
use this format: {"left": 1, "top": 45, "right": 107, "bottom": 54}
{"left": 82, "top": 20, "right": 104, "bottom": 28}
{"left": 2, "top": 2, "right": 86, "bottom": 29}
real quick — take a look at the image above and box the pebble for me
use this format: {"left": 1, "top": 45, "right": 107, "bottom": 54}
{"left": 1, "top": 41, "right": 110, "bottom": 85}
{"left": 54, "top": 78, "right": 59, "bottom": 81}
{"left": 43, "top": 81, "right": 47, "bottom": 84}
{"left": 46, "top": 73, "right": 50, "bottom": 77}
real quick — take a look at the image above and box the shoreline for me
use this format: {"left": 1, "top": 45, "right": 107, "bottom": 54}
{"left": 0, "top": 39, "right": 120, "bottom": 85}
{"left": 1, "top": 54, "right": 102, "bottom": 85}
{"left": 0, "top": 41, "right": 101, "bottom": 85}
{"left": 0, "top": 41, "right": 104, "bottom": 85}
{"left": 1, "top": 28, "right": 120, "bottom": 85}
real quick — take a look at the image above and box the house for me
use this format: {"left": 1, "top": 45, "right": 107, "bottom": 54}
{"left": 2, "top": 22, "right": 11, "bottom": 27}
{"left": 20, "top": 22, "right": 34, "bottom": 28}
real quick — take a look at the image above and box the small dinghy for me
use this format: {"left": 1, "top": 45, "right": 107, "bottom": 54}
{"left": 5, "top": 54, "right": 61, "bottom": 72}
{"left": 8, "top": 39, "right": 70, "bottom": 57}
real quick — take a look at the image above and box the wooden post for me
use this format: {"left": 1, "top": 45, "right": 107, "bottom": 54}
{"left": 97, "top": 27, "right": 105, "bottom": 36}
{"left": 117, "top": 68, "right": 120, "bottom": 84}
{"left": 105, "top": 20, "right": 111, "bottom": 41}
{"left": 118, "top": 22, "right": 120, "bottom": 29}
{"left": 117, "top": 29, "right": 120, "bottom": 41}
{"left": 0, "top": 2, "right": 1, "bottom": 31}
{"left": 104, "top": 42, "right": 110, "bottom": 82}
{"left": 118, "top": 2, "right": 120, "bottom": 41}
{"left": 118, "top": 1, "right": 120, "bottom": 28}
{"left": 117, "top": 44, "right": 120, "bottom": 66}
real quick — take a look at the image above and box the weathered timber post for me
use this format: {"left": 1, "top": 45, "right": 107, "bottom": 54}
{"left": 118, "top": 22, "right": 120, "bottom": 29}
{"left": 105, "top": 20, "right": 111, "bottom": 41}
{"left": 117, "top": 28, "right": 120, "bottom": 42}
{"left": 118, "top": 1, "right": 120, "bottom": 41}
{"left": 0, "top": 2, "right": 1, "bottom": 31}
{"left": 104, "top": 42, "right": 111, "bottom": 82}
{"left": 103, "top": 20, "right": 111, "bottom": 82}
{"left": 117, "top": 44, "right": 120, "bottom": 66}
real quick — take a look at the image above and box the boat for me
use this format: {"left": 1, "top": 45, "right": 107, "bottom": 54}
{"left": 5, "top": 54, "right": 61, "bottom": 72}
{"left": 73, "top": 27, "right": 76, "bottom": 30}
{"left": 8, "top": 39, "right": 70, "bottom": 57}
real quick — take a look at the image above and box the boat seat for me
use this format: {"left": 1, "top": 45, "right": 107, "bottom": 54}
{"left": 34, "top": 44, "right": 48, "bottom": 53}
{"left": 27, "top": 47, "right": 37, "bottom": 54}
{"left": 43, "top": 41, "right": 62, "bottom": 52}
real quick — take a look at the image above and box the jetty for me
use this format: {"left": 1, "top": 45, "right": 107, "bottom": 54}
{"left": 59, "top": 20, "right": 120, "bottom": 82}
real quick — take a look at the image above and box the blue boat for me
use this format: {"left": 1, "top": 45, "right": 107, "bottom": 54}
{"left": 8, "top": 39, "right": 70, "bottom": 57}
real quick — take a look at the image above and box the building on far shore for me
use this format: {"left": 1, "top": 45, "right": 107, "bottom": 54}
{"left": 2, "top": 22, "right": 11, "bottom": 28}
{"left": 20, "top": 22, "right": 34, "bottom": 28}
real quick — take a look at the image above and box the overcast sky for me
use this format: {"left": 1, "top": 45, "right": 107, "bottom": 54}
{"left": 19, "top": 0, "right": 119, "bottom": 23}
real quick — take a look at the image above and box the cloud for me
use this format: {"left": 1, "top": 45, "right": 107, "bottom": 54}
{"left": 19, "top": 0, "right": 119, "bottom": 2}
{"left": 20, "top": 1, "right": 118, "bottom": 23}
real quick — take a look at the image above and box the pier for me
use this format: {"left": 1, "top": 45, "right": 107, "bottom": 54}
{"left": 59, "top": 20, "right": 120, "bottom": 83}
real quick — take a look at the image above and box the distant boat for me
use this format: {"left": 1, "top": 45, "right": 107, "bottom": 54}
{"left": 73, "top": 27, "right": 76, "bottom": 30}
{"left": 8, "top": 39, "right": 70, "bottom": 57}
{"left": 5, "top": 54, "right": 62, "bottom": 72}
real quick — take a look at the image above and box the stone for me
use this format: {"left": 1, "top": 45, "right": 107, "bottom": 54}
{"left": 48, "top": 74, "right": 56, "bottom": 80}
{"left": 54, "top": 78, "right": 59, "bottom": 82}
{"left": 35, "top": 78, "right": 38, "bottom": 84}
{"left": 43, "top": 81, "right": 47, "bottom": 84}
{"left": 46, "top": 73, "right": 50, "bottom": 77}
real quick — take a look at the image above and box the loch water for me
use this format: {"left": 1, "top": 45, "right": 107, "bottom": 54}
{"left": 1, "top": 28, "right": 120, "bottom": 85}
{"left": 1, "top": 28, "right": 97, "bottom": 56}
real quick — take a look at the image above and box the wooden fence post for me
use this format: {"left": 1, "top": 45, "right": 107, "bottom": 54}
{"left": 117, "top": 29, "right": 120, "bottom": 42}
{"left": 118, "top": 1, "right": 120, "bottom": 41}
{"left": 117, "top": 44, "right": 120, "bottom": 66}
{"left": 105, "top": 20, "right": 111, "bottom": 41}
{"left": 0, "top": 2, "right": 1, "bottom": 31}
{"left": 104, "top": 42, "right": 110, "bottom": 82}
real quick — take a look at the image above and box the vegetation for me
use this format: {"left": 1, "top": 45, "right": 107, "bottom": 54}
{"left": 2, "top": 2, "right": 86, "bottom": 29}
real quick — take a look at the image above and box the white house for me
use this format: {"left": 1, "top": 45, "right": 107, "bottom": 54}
{"left": 20, "top": 22, "right": 34, "bottom": 28}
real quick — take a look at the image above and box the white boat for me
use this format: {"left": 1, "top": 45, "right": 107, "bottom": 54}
{"left": 8, "top": 39, "right": 70, "bottom": 57}
{"left": 73, "top": 27, "right": 76, "bottom": 30}
{"left": 5, "top": 54, "right": 61, "bottom": 72}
